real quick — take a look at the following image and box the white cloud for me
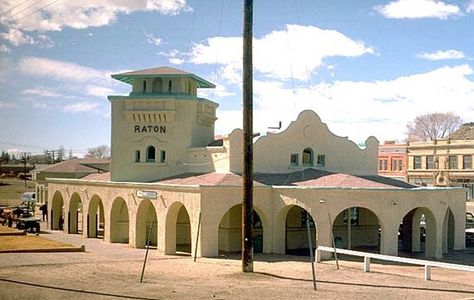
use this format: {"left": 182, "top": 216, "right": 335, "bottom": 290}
{"left": 468, "top": 0, "right": 474, "bottom": 13}
{"left": 0, "top": 28, "right": 34, "bottom": 46}
{"left": 0, "top": 45, "right": 10, "bottom": 53}
{"left": 0, "top": 1, "right": 190, "bottom": 33}
{"left": 190, "top": 25, "right": 374, "bottom": 81}
{"left": 215, "top": 65, "right": 474, "bottom": 143}
{"left": 0, "top": 101, "right": 17, "bottom": 109}
{"left": 21, "top": 88, "right": 62, "bottom": 98}
{"left": 85, "top": 85, "right": 115, "bottom": 97}
{"left": 17, "top": 57, "right": 108, "bottom": 83}
{"left": 375, "top": 0, "right": 461, "bottom": 19}
{"left": 63, "top": 102, "right": 100, "bottom": 113}
{"left": 417, "top": 49, "right": 465, "bottom": 60}
{"left": 145, "top": 32, "right": 162, "bottom": 46}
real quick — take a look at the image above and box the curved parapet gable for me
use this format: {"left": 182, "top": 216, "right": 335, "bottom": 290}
{"left": 229, "top": 110, "right": 379, "bottom": 175}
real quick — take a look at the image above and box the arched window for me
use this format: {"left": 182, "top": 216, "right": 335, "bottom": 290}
{"left": 142, "top": 80, "right": 147, "bottom": 93}
{"left": 168, "top": 81, "right": 172, "bottom": 92}
{"left": 152, "top": 78, "right": 162, "bottom": 92}
{"left": 302, "top": 148, "right": 313, "bottom": 166}
{"left": 146, "top": 146, "right": 156, "bottom": 162}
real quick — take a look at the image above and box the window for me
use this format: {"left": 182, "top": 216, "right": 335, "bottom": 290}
{"left": 160, "top": 150, "right": 166, "bottom": 163}
{"left": 426, "top": 155, "right": 434, "bottom": 169}
{"left": 146, "top": 146, "right": 156, "bottom": 162}
{"left": 342, "top": 208, "right": 359, "bottom": 226}
{"left": 383, "top": 160, "right": 387, "bottom": 170}
{"left": 392, "top": 159, "right": 398, "bottom": 171}
{"left": 317, "top": 154, "right": 326, "bottom": 167}
{"left": 379, "top": 160, "right": 383, "bottom": 171}
{"left": 413, "top": 156, "right": 421, "bottom": 169}
{"left": 302, "top": 148, "right": 313, "bottom": 166}
{"left": 135, "top": 150, "right": 141, "bottom": 162}
{"left": 290, "top": 153, "right": 298, "bottom": 166}
{"left": 168, "top": 81, "right": 172, "bottom": 92}
{"left": 463, "top": 155, "right": 472, "bottom": 169}
{"left": 142, "top": 80, "right": 147, "bottom": 93}
{"left": 398, "top": 159, "right": 403, "bottom": 171}
{"left": 449, "top": 155, "right": 458, "bottom": 169}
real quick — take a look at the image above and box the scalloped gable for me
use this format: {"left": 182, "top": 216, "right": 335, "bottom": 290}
{"left": 228, "top": 110, "right": 379, "bottom": 175}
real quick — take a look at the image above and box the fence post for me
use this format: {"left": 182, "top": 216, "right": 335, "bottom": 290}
{"left": 364, "top": 256, "right": 371, "bottom": 272}
{"left": 424, "top": 265, "right": 431, "bottom": 281}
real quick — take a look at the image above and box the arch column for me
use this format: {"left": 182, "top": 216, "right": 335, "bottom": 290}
{"left": 380, "top": 220, "right": 398, "bottom": 256}
{"left": 411, "top": 209, "right": 423, "bottom": 252}
{"left": 157, "top": 213, "right": 167, "bottom": 255}
{"left": 199, "top": 212, "right": 219, "bottom": 257}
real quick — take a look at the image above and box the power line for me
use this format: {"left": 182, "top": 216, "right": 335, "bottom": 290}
{"left": 13, "top": 0, "right": 61, "bottom": 23}
{"left": 0, "top": 0, "right": 30, "bottom": 17}
{"left": 2, "top": 0, "right": 46, "bottom": 21}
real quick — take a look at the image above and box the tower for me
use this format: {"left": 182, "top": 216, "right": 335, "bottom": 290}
{"left": 108, "top": 67, "right": 218, "bottom": 182}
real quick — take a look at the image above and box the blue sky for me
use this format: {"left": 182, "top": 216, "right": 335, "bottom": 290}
{"left": 1, "top": 0, "right": 473, "bottom": 157}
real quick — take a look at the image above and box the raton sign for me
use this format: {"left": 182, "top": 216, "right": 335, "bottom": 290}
{"left": 134, "top": 125, "right": 167, "bottom": 134}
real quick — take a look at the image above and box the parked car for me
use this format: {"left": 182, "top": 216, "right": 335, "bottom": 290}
{"left": 16, "top": 216, "right": 41, "bottom": 233}
{"left": 467, "top": 212, "right": 474, "bottom": 229}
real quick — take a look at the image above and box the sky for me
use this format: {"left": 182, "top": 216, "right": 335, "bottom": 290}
{"left": 0, "top": 0, "right": 474, "bottom": 157}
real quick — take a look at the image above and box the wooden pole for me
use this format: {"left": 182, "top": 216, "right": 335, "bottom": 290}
{"left": 242, "top": 0, "right": 254, "bottom": 273}
{"left": 328, "top": 212, "right": 339, "bottom": 270}
{"left": 306, "top": 212, "right": 317, "bottom": 290}
{"left": 194, "top": 212, "right": 202, "bottom": 262}
{"left": 140, "top": 221, "right": 154, "bottom": 283}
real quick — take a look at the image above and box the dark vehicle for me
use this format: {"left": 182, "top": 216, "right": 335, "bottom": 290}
{"left": 16, "top": 217, "right": 41, "bottom": 233}
{"left": 467, "top": 212, "right": 474, "bottom": 229}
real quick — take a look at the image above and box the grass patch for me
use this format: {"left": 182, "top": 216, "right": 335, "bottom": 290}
{"left": 0, "top": 226, "right": 18, "bottom": 232}
{"left": 0, "top": 178, "right": 35, "bottom": 206}
{"left": 0, "top": 235, "right": 74, "bottom": 251}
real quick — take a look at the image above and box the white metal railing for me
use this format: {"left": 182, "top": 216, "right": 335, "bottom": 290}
{"left": 316, "top": 245, "right": 474, "bottom": 281}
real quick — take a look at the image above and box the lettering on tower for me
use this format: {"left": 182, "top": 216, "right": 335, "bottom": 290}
{"left": 134, "top": 125, "right": 167, "bottom": 134}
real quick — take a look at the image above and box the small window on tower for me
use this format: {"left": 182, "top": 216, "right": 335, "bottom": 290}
{"left": 146, "top": 146, "right": 156, "bottom": 162}
{"left": 290, "top": 153, "right": 298, "bottom": 166}
{"left": 168, "top": 81, "right": 172, "bottom": 92}
{"left": 135, "top": 150, "right": 141, "bottom": 162}
{"left": 143, "top": 80, "right": 147, "bottom": 93}
{"left": 160, "top": 150, "right": 166, "bottom": 163}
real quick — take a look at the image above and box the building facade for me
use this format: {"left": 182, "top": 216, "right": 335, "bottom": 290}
{"left": 407, "top": 139, "right": 474, "bottom": 199}
{"left": 378, "top": 141, "right": 408, "bottom": 182}
{"left": 46, "top": 67, "right": 467, "bottom": 260}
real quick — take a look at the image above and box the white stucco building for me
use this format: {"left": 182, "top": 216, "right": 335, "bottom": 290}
{"left": 47, "top": 67, "right": 466, "bottom": 259}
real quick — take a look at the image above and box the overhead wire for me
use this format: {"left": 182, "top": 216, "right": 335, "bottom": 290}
{"left": 0, "top": 0, "right": 30, "bottom": 17}
{"left": 210, "top": 0, "right": 225, "bottom": 99}
{"left": 182, "top": 0, "right": 199, "bottom": 72}
{"left": 2, "top": 0, "right": 45, "bottom": 21}
{"left": 10, "top": 0, "right": 62, "bottom": 23}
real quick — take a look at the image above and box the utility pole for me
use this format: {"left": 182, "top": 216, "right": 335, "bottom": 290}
{"left": 22, "top": 152, "right": 29, "bottom": 188}
{"left": 242, "top": 0, "right": 254, "bottom": 273}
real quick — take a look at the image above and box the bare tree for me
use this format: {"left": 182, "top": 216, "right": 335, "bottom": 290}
{"left": 406, "top": 112, "right": 463, "bottom": 141}
{"left": 85, "top": 145, "right": 110, "bottom": 159}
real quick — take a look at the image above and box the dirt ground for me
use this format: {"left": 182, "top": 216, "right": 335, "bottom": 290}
{"left": 0, "top": 230, "right": 473, "bottom": 300}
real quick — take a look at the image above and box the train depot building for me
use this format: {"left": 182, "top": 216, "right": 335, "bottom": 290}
{"left": 47, "top": 67, "right": 467, "bottom": 259}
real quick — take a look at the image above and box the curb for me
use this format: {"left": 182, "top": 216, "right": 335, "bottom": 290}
{"left": 0, "top": 245, "right": 85, "bottom": 253}
{"left": 0, "top": 231, "right": 26, "bottom": 236}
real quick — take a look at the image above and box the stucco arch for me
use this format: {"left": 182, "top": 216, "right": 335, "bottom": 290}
{"left": 110, "top": 197, "right": 129, "bottom": 244}
{"left": 88, "top": 195, "right": 105, "bottom": 238}
{"left": 68, "top": 192, "right": 83, "bottom": 234}
{"left": 135, "top": 199, "right": 158, "bottom": 248}
{"left": 398, "top": 207, "right": 437, "bottom": 258}
{"left": 51, "top": 191, "right": 64, "bottom": 230}
{"left": 332, "top": 205, "right": 382, "bottom": 253}
{"left": 217, "top": 204, "right": 267, "bottom": 255}
{"left": 442, "top": 207, "right": 455, "bottom": 254}
{"left": 164, "top": 202, "right": 191, "bottom": 255}
{"left": 280, "top": 205, "right": 317, "bottom": 255}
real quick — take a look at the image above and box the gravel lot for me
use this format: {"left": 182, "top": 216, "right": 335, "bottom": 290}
{"left": 0, "top": 228, "right": 474, "bottom": 300}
